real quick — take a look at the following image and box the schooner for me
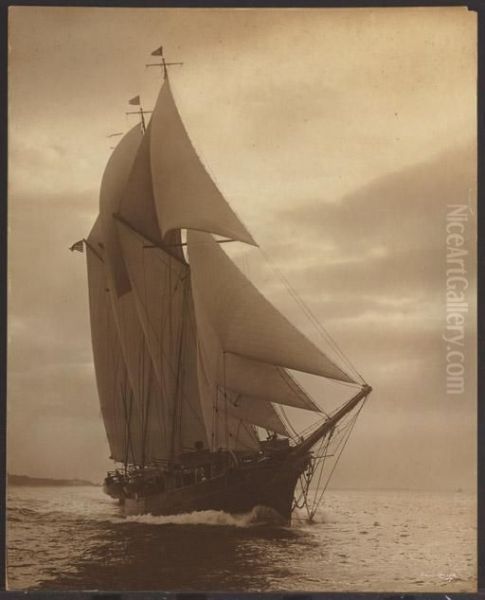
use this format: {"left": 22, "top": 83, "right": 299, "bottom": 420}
{"left": 74, "top": 47, "right": 372, "bottom": 523}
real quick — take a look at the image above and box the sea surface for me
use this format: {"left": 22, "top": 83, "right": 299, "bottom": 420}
{"left": 7, "top": 485, "right": 476, "bottom": 592}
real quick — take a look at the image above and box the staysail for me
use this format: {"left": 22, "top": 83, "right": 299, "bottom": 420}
{"left": 187, "top": 230, "right": 355, "bottom": 383}
{"left": 222, "top": 389, "right": 289, "bottom": 437}
{"left": 223, "top": 353, "right": 321, "bottom": 412}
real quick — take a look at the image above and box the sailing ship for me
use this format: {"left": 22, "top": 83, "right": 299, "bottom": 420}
{"left": 76, "top": 48, "right": 372, "bottom": 524}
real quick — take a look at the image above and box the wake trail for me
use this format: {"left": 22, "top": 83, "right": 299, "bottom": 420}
{"left": 111, "top": 505, "right": 286, "bottom": 528}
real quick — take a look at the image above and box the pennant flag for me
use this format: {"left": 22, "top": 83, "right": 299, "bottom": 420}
{"left": 69, "top": 240, "right": 84, "bottom": 253}
{"left": 128, "top": 95, "right": 140, "bottom": 106}
{"left": 151, "top": 45, "right": 163, "bottom": 57}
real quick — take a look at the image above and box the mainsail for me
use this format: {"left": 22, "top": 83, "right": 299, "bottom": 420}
{"left": 86, "top": 72, "right": 359, "bottom": 468}
{"left": 115, "top": 221, "right": 209, "bottom": 455}
{"left": 86, "top": 220, "right": 131, "bottom": 463}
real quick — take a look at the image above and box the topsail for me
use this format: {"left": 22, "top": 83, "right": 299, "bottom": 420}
{"left": 149, "top": 81, "right": 257, "bottom": 246}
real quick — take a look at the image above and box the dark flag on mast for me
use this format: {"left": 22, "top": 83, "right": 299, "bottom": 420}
{"left": 69, "top": 240, "right": 84, "bottom": 253}
{"left": 146, "top": 45, "right": 183, "bottom": 80}
{"left": 128, "top": 95, "right": 140, "bottom": 106}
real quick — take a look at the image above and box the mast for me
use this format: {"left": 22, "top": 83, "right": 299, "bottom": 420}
{"left": 146, "top": 45, "right": 183, "bottom": 80}
{"left": 291, "top": 384, "right": 372, "bottom": 458}
{"left": 126, "top": 95, "right": 152, "bottom": 133}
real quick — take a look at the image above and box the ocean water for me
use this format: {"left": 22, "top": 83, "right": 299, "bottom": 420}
{"left": 7, "top": 485, "right": 476, "bottom": 592}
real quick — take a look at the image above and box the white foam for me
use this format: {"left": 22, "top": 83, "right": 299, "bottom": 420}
{"left": 112, "top": 505, "right": 285, "bottom": 528}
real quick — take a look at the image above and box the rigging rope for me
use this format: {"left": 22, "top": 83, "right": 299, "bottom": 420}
{"left": 311, "top": 395, "right": 368, "bottom": 520}
{"left": 258, "top": 247, "right": 366, "bottom": 386}
{"left": 138, "top": 243, "right": 207, "bottom": 448}
{"left": 292, "top": 394, "right": 369, "bottom": 521}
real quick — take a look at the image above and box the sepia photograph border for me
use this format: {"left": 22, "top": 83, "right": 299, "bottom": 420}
{"left": 0, "top": 0, "right": 483, "bottom": 597}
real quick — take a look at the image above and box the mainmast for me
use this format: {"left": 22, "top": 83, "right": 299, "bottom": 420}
{"left": 146, "top": 45, "right": 183, "bottom": 80}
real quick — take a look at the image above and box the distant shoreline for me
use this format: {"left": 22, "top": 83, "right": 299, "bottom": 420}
{"left": 8, "top": 473, "right": 98, "bottom": 487}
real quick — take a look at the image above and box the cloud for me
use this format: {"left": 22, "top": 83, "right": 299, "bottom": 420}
{"left": 270, "top": 141, "right": 476, "bottom": 299}
{"left": 232, "top": 143, "right": 478, "bottom": 444}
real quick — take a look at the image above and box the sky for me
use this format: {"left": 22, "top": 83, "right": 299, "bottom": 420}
{"left": 8, "top": 6, "right": 477, "bottom": 490}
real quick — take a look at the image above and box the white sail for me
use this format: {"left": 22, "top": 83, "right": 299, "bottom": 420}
{"left": 108, "top": 285, "right": 169, "bottom": 463}
{"left": 98, "top": 125, "right": 171, "bottom": 463}
{"left": 86, "top": 218, "right": 147, "bottom": 464}
{"left": 115, "top": 221, "right": 185, "bottom": 384}
{"left": 224, "top": 353, "right": 321, "bottom": 412}
{"left": 177, "top": 295, "right": 213, "bottom": 453}
{"left": 100, "top": 123, "right": 143, "bottom": 296}
{"left": 86, "top": 236, "right": 130, "bottom": 463}
{"left": 149, "top": 80, "right": 256, "bottom": 246}
{"left": 118, "top": 122, "right": 185, "bottom": 260}
{"left": 187, "top": 230, "right": 355, "bottom": 383}
{"left": 116, "top": 220, "right": 208, "bottom": 454}
{"left": 222, "top": 388, "right": 289, "bottom": 436}
{"left": 191, "top": 278, "right": 260, "bottom": 452}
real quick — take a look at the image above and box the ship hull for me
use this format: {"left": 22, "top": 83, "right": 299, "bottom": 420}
{"left": 103, "top": 480, "right": 124, "bottom": 500}
{"left": 122, "top": 454, "right": 308, "bottom": 524}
